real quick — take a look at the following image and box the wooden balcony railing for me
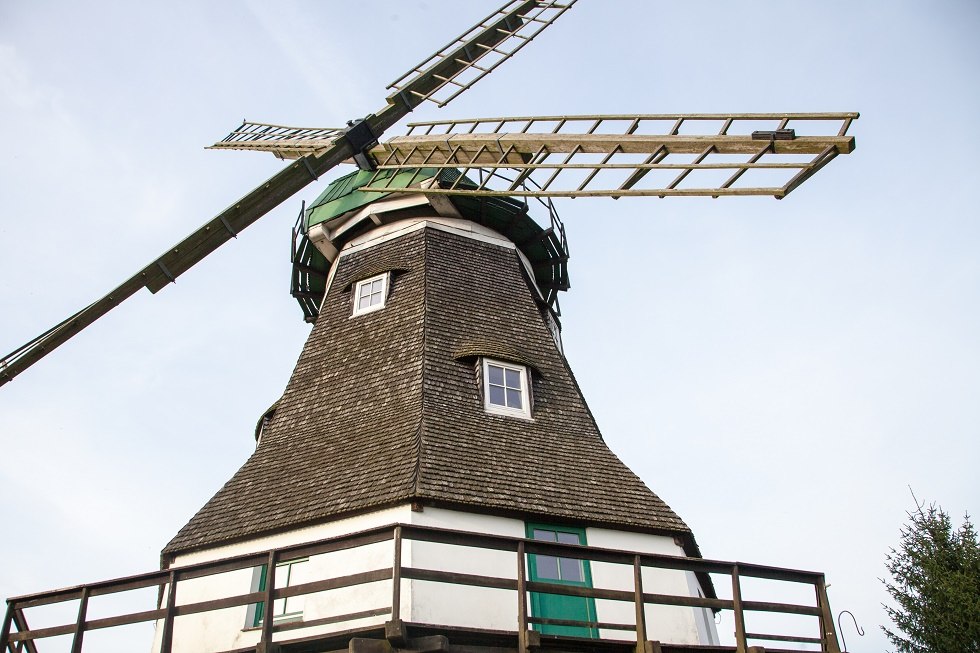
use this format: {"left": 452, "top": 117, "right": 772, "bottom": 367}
{"left": 1, "top": 523, "right": 841, "bottom": 653}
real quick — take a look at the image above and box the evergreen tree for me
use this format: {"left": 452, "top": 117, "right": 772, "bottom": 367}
{"left": 882, "top": 498, "right": 980, "bottom": 652}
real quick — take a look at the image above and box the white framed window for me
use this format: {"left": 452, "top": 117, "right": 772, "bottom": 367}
{"left": 483, "top": 358, "right": 531, "bottom": 419}
{"left": 352, "top": 273, "right": 388, "bottom": 316}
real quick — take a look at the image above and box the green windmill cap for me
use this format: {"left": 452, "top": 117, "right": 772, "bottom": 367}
{"left": 305, "top": 168, "right": 453, "bottom": 231}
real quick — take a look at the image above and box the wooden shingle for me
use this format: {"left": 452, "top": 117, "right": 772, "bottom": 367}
{"left": 164, "top": 225, "right": 694, "bottom": 557}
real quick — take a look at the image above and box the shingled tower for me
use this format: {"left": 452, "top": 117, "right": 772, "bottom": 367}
{"left": 153, "top": 170, "right": 720, "bottom": 652}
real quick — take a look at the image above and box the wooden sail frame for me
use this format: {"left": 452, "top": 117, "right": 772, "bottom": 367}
{"left": 362, "top": 113, "right": 858, "bottom": 199}
{"left": 208, "top": 121, "right": 344, "bottom": 160}
{"left": 386, "top": 0, "right": 578, "bottom": 108}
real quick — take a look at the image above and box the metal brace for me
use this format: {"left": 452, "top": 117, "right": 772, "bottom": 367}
{"left": 301, "top": 157, "right": 319, "bottom": 182}
{"left": 156, "top": 260, "right": 176, "bottom": 284}
{"left": 219, "top": 215, "right": 238, "bottom": 238}
{"left": 344, "top": 119, "right": 380, "bottom": 171}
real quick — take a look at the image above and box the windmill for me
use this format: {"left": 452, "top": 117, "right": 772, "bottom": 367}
{"left": 1, "top": 2, "right": 857, "bottom": 653}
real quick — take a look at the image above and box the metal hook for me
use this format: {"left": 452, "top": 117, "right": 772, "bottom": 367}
{"left": 837, "top": 610, "right": 865, "bottom": 652}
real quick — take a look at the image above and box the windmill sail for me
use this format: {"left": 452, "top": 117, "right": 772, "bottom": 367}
{"left": 362, "top": 113, "right": 858, "bottom": 198}
{"left": 213, "top": 113, "right": 858, "bottom": 199}
{"left": 386, "top": 0, "right": 578, "bottom": 108}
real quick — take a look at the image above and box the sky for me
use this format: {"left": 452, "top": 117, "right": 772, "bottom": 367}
{"left": 1, "top": 1, "right": 978, "bottom": 651}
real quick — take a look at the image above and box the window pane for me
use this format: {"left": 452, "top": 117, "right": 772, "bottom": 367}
{"left": 488, "top": 364, "right": 504, "bottom": 385}
{"left": 505, "top": 368, "right": 521, "bottom": 389}
{"left": 488, "top": 385, "right": 506, "bottom": 406}
{"left": 559, "top": 557, "right": 584, "bottom": 582}
{"left": 273, "top": 564, "right": 291, "bottom": 587}
{"left": 535, "top": 555, "right": 560, "bottom": 580}
{"left": 532, "top": 529, "right": 557, "bottom": 542}
{"left": 358, "top": 294, "right": 371, "bottom": 309}
{"left": 371, "top": 279, "right": 383, "bottom": 293}
{"left": 283, "top": 594, "right": 305, "bottom": 615}
{"left": 506, "top": 388, "right": 522, "bottom": 409}
{"left": 556, "top": 532, "right": 580, "bottom": 545}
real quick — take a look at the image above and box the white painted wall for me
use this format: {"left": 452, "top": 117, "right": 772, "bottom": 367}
{"left": 153, "top": 504, "right": 717, "bottom": 652}
{"left": 407, "top": 507, "right": 525, "bottom": 631}
{"left": 586, "top": 527, "right": 717, "bottom": 645}
{"left": 153, "top": 505, "right": 412, "bottom": 653}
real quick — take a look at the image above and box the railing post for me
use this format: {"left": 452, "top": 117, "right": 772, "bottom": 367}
{"left": 517, "top": 541, "right": 529, "bottom": 653}
{"left": 385, "top": 525, "right": 407, "bottom": 645}
{"left": 731, "top": 564, "right": 748, "bottom": 653}
{"left": 1, "top": 601, "right": 14, "bottom": 652}
{"left": 69, "top": 587, "right": 90, "bottom": 653}
{"left": 815, "top": 575, "right": 841, "bottom": 653}
{"left": 633, "top": 555, "right": 648, "bottom": 653}
{"left": 258, "top": 550, "right": 278, "bottom": 653}
{"left": 160, "top": 570, "right": 178, "bottom": 653}
{"left": 392, "top": 525, "right": 403, "bottom": 621}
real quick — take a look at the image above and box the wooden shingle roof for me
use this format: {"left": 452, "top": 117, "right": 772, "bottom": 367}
{"left": 163, "top": 224, "right": 694, "bottom": 557}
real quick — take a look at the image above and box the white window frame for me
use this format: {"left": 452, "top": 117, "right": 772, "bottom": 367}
{"left": 352, "top": 272, "right": 389, "bottom": 316}
{"left": 483, "top": 358, "right": 531, "bottom": 419}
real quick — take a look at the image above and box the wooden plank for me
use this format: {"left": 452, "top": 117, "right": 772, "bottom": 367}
{"left": 259, "top": 551, "right": 277, "bottom": 650}
{"left": 392, "top": 526, "right": 403, "bottom": 621}
{"left": 7, "top": 622, "right": 76, "bottom": 642}
{"left": 740, "top": 600, "right": 821, "bottom": 617}
{"left": 815, "top": 575, "right": 842, "bottom": 653}
{"left": 527, "top": 616, "right": 635, "bottom": 631}
{"left": 405, "top": 112, "right": 861, "bottom": 128}
{"left": 780, "top": 145, "right": 840, "bottom": 198}
{"left": 401, "top": 567, "right": 517, "bottom": 591}
{"left": 731, "top": 566, "right": 748, "bottom": 653}
{"left": 400, "top": 524, "right": 520, "bottom": 553}
{"left": 10, "top": 588, "right": 85, "bottom": 609}
{"left": 273, "top": 607, "right": 391, "bottom": 632}
{"left": 633, "top": 555, "right": 647, "bottom": 653}
{"left": 389, "top": 186, "right": 786, "bottom": 198}
{"left": 745, "top": 632, "right": 822, "bottom": 644}
{"left": 12, "top": 609, "right": 38, "bottom": 653}
{"left": 160, "top": 570, "right": 178, "bottom": 653}
{"left": 728, "top": 562, "right": 824, "bottom": 584}
{"left": 69, "top": 587, "right": 89, "bottom": 653}
{"left": 640, "top": 593, "right": 731, "bottom": 612}
{"left": 0, "top": 604, "right": 13, "bottom": 653}
{"left": 273, "top": 569, "right": 394, "bottom": 601}
{"left": 172, "top": 554, "right": 268, "bottom": 583}
{"left": 517, "top": 542, "right": 528, "bottom": 653}
{"left": 172, "top": 590, "right": 265, "bottom": 616}
{"left": 525, "top": 581, "right": 632, "bottom": 603}
{"left": 373, "top": 133, "right": 856, "bottom": 161}
{"left": 278, "top": 529, "right": 395, "bottom": 567}
{"left": 170, "top": 569, "right": 398, "bottom": 622}
{"left": 80, "top": 607, "right": 167, "bottom": 631}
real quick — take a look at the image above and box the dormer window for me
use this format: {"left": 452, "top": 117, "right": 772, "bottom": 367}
{"left": 483, "top": 358, "right": 531, "bottom": 419}
{"left": 352, "top": 273, "right": 388, "bottom": 316}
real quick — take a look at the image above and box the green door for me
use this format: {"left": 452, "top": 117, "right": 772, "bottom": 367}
{"left": 526, "top": 524, "right": 598, "bottom": 638}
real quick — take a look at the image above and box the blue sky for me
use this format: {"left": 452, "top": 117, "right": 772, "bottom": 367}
{"left": 1, "top": 2, "right": 978, "bottom": 651}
